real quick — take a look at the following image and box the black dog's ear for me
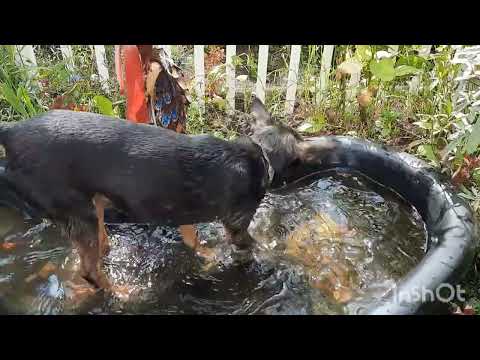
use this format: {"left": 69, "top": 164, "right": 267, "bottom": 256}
{"left": 251, "top": 97, "right": 273, "bottom": 129}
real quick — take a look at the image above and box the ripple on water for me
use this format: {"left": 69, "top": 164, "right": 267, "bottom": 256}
{"left": 0, "top": 171, "right": 426, "bottom": 314}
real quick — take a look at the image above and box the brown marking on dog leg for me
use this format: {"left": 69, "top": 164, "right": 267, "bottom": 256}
{"left": 73, "top": 233, "right": 111, "bottom": 290}
{"left": 93, "top": 193, "right": 112, "bottom": 257}
{"left": 179, "top": 224, "right": 216, "bottom": 262}
{"left": 102, "top": 227, "right": 110, "bottom": 256}
{"left": 179, "top": 224, "right": 199, "bottom": 250}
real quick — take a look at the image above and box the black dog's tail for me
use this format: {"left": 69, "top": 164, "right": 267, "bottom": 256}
{"left": 0, "top": 121, "right": 14, "bottom": 145}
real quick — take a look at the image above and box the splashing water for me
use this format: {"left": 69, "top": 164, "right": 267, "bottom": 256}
{"left": 0, "top": 171, "right": 426, "bottom": 315}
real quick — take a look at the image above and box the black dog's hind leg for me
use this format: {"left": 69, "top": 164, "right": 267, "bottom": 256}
{"left": 62, "top": 214, "right": 111, "bottom": 290}
{"left": 93, "top": 193, "right": 112, "bottom": 257}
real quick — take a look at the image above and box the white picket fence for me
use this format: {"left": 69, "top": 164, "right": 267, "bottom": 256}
{"left": 13, "top": 45, "right": 434, "bottom": 116}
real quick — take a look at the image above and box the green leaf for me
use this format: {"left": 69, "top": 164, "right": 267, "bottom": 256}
{"left": 369, "top": 58, "right": 396, "bottom": 82}
{"left": 303, "top": 121, "right": 325, "bottom": 134}
{"left": 396, "top": 55, "right": 426, "bottom": 69}
{"left": 0, "top": 82, "right": 28, "bottom": 117}
{"left": 93, "top": 95, "right": 115, "bottom": 117}
{"left": 17, "top": 86, "right": 36, "bottom": 116}
{"left": 458, "top": 192, "right": 476, "bottom": 201}
{"left": 394, "top": 65, "right": 422, "bottom": 77}
{"left": 444, "top": 100, "right": 453, "bottom": 116}
{"left": 211, "top": 96, "right": 226, "bottom": 111}
{"left": 417, "top": 144, "right": 438, "bottom": 164}
{"left": 458, "top": 185, "right": 474, "bottom": 199}
{"left": 413, "top": 120, "right": 432, "bottom": 130}
{"left": 464, "top": 117, "right": 480, "bottom": 155}
{"left": 355, "top": 45, "right": 372, "bottom": 63}
{"left": 299, "top": 113, "right": 326, "bottom": 134}
{"left": 444, "top": 136, "right": 464, "bottom": 156}
{"left": 407, "top": 139, "right": 426, "bottom": 150}
{"left": 472, "top": 169, "right": 480, "bottom": 185}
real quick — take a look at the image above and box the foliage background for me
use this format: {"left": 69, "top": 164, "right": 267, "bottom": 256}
{"left": 1, "top": 44, "right": 479, "bottom": 312}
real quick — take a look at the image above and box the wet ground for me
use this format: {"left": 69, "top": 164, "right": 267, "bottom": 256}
{"left": 0, "top": 170, "right": 427, "bottom": 315}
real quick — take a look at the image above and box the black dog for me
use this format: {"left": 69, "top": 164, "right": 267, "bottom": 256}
{"left": 0, "top": 98, "right": 305, "bottom": 290}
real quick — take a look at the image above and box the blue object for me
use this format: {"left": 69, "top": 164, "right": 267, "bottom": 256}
{"left": 69, "top": 74, "right": 81, "bottom": 83}
{"left": 164, "top": 94, "right": 171, "bottom": 104}
{"left": 161, "top": 113, "right": 171, "bottom": 127}
{"left": 155, "top": 99, "right": 163, "bottom": 110}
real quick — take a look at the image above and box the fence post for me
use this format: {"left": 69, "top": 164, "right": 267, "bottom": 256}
{"left": 14, "top": 45, "right": 37, "bottom": 78}
{"left": 285, "top": 45, "right": 302, "bottom": 115}
{"left": 409, "top": 45, "right": 432, "bottom": 94}
{"left": 194, "top": 45, "right": 205, "bottom": 113}
{"left": 157, "top": 45, "right": 172, "bottom": 57}
{"left": 225, "top": 45, "right": 237, "bottom": 114}
{"left": 418, "top": 45, "right": 432, "bottom": 57}
{"left": 388, "top": 45, "right": 399, "bottom": 54}
{"left": 346, "top": 46, "right": 361, "bottom": 100}
{"left": 316, "top": 45, "right": 334, "bottom": 104}
{"left": 93, "top": 45, "right": 110, "bottom": 93}
{"left": 255, "top": 45, "right": 269, "bottom": 103}
{"left": 60, "top": 45, "right": 74, "bottom": 72}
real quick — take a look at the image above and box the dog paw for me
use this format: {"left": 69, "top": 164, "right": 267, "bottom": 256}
{"left": 109, "top": 284, "right": 138, "bottom": 302}
{"left": 63, "top": 279, "right": 99, "bottom": 309}
{"left": 230, "top": 246, "right": 255, "bottom": 265}
{"left": 196, "top": 245, "right": 216, "bottom": 261}
{"left": 196, "top": 246, "right": 219, "bottom": 272}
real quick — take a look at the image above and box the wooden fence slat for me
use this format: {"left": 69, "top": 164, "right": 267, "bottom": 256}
{"left": 14, "top": 45, "right": 37, "bottom": 82}
{"left": 346, "top": 46, "right": 362, "bottom": 100}
{"left": 93, "top": 45, "right": 110, "bottom": 92}
{"left": 418, "top": 45, "right": 432, "bottom": 57}
{"left": 285, "top": 45, "right": 302, "bottom": 115}
{"left": 388, "top": 45, "right": 399, "bottom": 54}
{"left": 157, "top": 45, "right": 172, "bottom": 57}
{"left": 347, "top": 70, "right": 361, "bottom": 100}
{"left": 15, "top": 45, "right": 37, "bottom": 67}
{"left": 255, "top": 45, "right": 269, "bottom": 103}
{"left": 226, "top": 45, "right": 236, "bottom": 114}
{"left": 316, "top": 45, "right": 334, "bottom": 104}
{"left": 409, "top": 45, "right": 432, "bottom": 94}
{"left": 60, "top": 45, "right": 74, "bottom": 71}
{"left": 194, "top": 45, "right": 205, "bottom": 112}
{"left": 14, "top": 45, "right": 37, "bottom": 79}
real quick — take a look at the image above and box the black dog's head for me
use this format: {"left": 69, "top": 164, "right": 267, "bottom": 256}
{"left": 249, "top": 97, "right": 304, "bottom": 188}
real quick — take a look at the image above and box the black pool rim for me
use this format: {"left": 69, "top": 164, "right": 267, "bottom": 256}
{"left": 285, "top": 136, "right": 478, "bottom": 314}
{"left": 0, "top": 136, "right": 478, "bottom": 315}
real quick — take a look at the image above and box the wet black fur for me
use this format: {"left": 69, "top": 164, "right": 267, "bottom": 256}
{"left": 0, "top": 98, "right": 304, "bottom": 257}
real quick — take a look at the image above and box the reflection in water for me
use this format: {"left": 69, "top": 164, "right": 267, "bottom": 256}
{"left": 0, "top": 171, "right": 426, "bottom": 315}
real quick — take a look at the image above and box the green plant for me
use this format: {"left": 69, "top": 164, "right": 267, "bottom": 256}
{"left": 298, "top": 111, "right": 327, "bottom": 134}
{"left": 376, "top": 109, "right": 400, "bottom": 138}
{"left": 186, "top": 99, "right": 206, "bottom": 135}
{"left": 299, "top": 45, "right": 320, "bottom": 104}
{"left": 93, "top": 95, "right": 119, "bottom": 117}
{"left": 0, "top": 45, "right": 44, "bottom": 121}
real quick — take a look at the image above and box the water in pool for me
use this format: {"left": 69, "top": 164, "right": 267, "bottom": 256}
{"left": 0, "top": 171, "right": 427, "bottom": 315}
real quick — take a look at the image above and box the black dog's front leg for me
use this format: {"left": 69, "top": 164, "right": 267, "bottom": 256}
{"left": 224, "top": 226, "right": 255, "bottom": 250}
{"left": 223, "top": 212, "right": 256, "bottom": 263}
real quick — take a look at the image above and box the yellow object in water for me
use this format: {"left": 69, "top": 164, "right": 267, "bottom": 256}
{"left": 285, "top": 213, "right": 358, "bottom": 304}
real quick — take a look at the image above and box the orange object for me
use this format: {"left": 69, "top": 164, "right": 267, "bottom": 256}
{"left": 115, "top": 45, "right": 149, "bottom": 123}
{"left": 1, "top": 242, "right": 16, "bottom": 251}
